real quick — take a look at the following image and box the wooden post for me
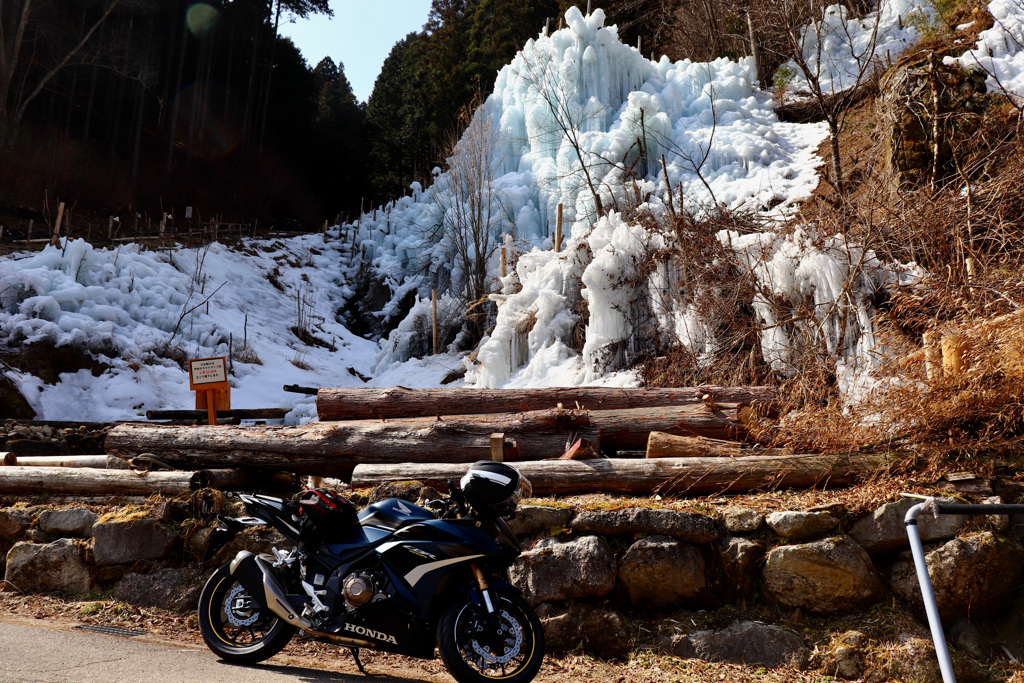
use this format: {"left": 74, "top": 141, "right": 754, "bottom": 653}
{"left": 159, "top": 213, "right": 167, "bottom": 237}
{"left": 941, "top": 334, "right": 966, "bottom": 376}
{"left": 555, "top": 203, "right": 564, "bottom": 253}
{"left": 501, "top": 246, "right": 507, "bottom": 278}
{"left": 432, "top": 289, "right": 438, "bottom": 355}
{"left": 323, "top": 219, "right": 328, "bottom": 243}
{"left": 26, "top": 219, "right": 32, "bottom": 244}
{"left": 107, "top": 216, "right": 114, "bottom": 240}
{"left": 747, "top": 12, "right": 762, "bottom": 88}
{"left": 660, "top": 155, "right": 676, "bottom": 217}
{"left": 490, "top": 433, "right": 505, "bottom": 462}
{"left": 51, "top": 202, "right": 65, "bottom": 245}
{"left": 923, "top": 330, "right": 941, "bottom": 381}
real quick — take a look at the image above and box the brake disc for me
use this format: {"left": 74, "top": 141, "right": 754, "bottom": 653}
{"left": 224, "top": 584, "right": 260, "bottom": 627}
{"left": 470, "top": 609, "right": 524, "bottom": 665}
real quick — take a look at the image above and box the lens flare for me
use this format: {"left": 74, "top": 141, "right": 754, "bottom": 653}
{"left": 186, "top": 3, "right": 219, "bottom": 36}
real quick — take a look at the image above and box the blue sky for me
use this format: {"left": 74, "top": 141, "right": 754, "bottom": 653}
{"left": 279, "top": 1, "right": 433, "bottom": 104}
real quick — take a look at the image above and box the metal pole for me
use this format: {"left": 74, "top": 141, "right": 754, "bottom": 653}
{"left": 904, "top": 499, "right": 956, "bottom": 683}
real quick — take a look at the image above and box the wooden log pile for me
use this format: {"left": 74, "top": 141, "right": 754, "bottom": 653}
{"left": 13, "top": 385, "right": 889, "bottom": 497}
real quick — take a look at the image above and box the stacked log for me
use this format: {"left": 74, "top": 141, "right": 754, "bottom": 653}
{"left": 104, "top": 404, "right": 750, "bottom": 478}
{"left": 315, "top": 386, "right": 777, "bottom": 420}
{"left": 351, "top": 453, "right": 890, "bottom": 496}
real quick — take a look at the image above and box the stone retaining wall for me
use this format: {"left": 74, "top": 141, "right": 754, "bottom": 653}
{"left": 2, "top": 492, "right": 1023, "bottom": 681}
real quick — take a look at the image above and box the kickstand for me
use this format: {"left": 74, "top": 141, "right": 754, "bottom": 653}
{"left": 350, "top": 647, "right": 371, "bottom": 676}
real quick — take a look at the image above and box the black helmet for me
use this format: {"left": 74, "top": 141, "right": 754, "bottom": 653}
{"left": 460, "top": 461, "right": 532, "bottom": 517}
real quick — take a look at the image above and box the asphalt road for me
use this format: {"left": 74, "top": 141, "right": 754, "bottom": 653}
{"left": 0, "top": 617, "right": 429, "bottom": 683}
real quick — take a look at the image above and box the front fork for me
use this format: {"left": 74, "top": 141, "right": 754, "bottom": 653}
{"left": 470, "top": 563, "right": 506, "bottom": 651}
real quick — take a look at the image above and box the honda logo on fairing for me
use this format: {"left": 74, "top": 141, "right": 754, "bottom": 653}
{"left": 344, "top": 622, "right": 398, "bottom": 644}
{"left": 395, "top": 499, "right": 412, "bottom": 515}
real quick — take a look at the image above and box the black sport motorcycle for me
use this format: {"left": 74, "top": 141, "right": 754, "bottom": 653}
{"left": 197, "top": 461, "right": 544, "bottom": 683}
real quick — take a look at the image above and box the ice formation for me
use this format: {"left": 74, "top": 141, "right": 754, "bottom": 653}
{"left": 7, "top": 0, "right": 1009, "bottom": 420}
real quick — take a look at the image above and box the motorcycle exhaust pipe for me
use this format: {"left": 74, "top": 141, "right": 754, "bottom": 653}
{"left": 229, "top": 550, "right": 312, "bottom": 630}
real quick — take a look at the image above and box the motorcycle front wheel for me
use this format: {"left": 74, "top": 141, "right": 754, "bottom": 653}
{"left": 197, "top": 563, "right": 297, "bottom": 664}
{"left": 438, "top": 586, "right": 545, "bottom": 683}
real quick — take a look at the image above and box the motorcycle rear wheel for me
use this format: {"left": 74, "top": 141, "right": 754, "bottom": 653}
{"left": 198, "top": 563, "right": 297, "bottom": 664}
{"left": 438, "top": 587, "right": 545, "bottom": 683}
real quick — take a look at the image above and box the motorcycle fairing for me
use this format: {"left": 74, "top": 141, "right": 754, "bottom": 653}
{"left": 357, "top": 498, "right": 434, "bottom": 531}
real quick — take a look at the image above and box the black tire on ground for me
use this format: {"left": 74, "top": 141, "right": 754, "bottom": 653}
{"left": 437, "top": 586, "right": 545, "bottom": 683}
{"left": 197, "top": 562, "right": 297, "bottom": 664}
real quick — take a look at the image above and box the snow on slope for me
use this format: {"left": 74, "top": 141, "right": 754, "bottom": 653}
{"left": 947, "top": 0, "right": 1024, "bottom": 98}
{"left": 0, "top": 235, "right": 458, "bottom": 422}
{"left": 0, "top": 1, "right": 975, "bottom": 420}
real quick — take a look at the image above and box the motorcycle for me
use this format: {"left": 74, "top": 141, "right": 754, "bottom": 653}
{"left": 197, "top": 460, "right": 545, "bottom": 683}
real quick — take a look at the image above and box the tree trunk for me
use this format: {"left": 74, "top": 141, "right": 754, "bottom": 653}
{"left": 105, "top": 408, "right": 600, "bottom": 479}
{"left": 316, "top": 386, "right": 777, "bottom": 421}
{"left": 351, "top": 453, "right": 891, "bottom": 496}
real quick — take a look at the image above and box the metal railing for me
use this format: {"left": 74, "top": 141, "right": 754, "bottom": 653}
{"left": 903, "top": 495, "right": 1024, "bottom": 683}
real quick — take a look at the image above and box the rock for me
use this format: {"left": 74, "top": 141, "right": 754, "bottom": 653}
{"left": 572, "top": 508, "right": 720, "bottom": 543}
{"left": 884, "top": 635, "right": 991, "bottom": 683}
{"left": 368, "top": 481, "right": 425, "bottom": 504}
{"left": 982, "top": 496, "right": 1009, "bottom": 532}
{"left": 948, "top": 620, "right": 990, "bottom": 660}
{"left": 538, "top": 603, "right": 631, "bottom": 658}
{"left": 763, "top": 535, "right": 884, "bottom": 614}
{"left": 506, "top": 505, "right": 573, "bottom": 538}
{"left": 826, "top": 631, "right": 867, "bottom": 680}
{"left": 509, "top": 535, "right": 617, "bottom": 604}
{"left": 0, "top": 509, "right": 28, "bottom": 541}
{"left": 24, "top": 529, "right": 48, "bottom": 543}
{"left": 722, "top": 507, "right": 764, "bottom": 534}
{"left": 114, "top": 567, "right": 204, "bottom": 612}
{"left": 889, "top": 532, "right": 1024, "bottom": 621}
{"left": 619, "top": 536, "right": 705, "bottom": 607}
{"left": 4, "top": 539, "right": 90, "bottom": 594}
{"left": 711, "top": 535, "right": 765, "bottom": 599}
{"left": 92, "top": 518, "right": 179, "bottom": 566}
{"left": 765, "top": 511, "right": 838, "bottom": 541}
{"left": 38, "top": 508, "right": 98, "bottom": 537}
{"left": 850, "top": 498, "right": 968, "bottom": 555}
{"left": 660, "top": 621, "right": 809, "bottom": 669}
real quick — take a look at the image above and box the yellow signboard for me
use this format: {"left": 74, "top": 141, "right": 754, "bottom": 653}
{"left": 188, "top": 356, "right": 230, "bottom": 425}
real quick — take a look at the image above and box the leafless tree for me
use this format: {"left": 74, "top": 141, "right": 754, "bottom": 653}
{"left": 0, "top": 0, "right": 123, "bottom": 144}
{"left": 431, "top": 102, "right": 512, "bottom": 337}
{"left": 758, "top": 0, "right": 885, "bottom": 195}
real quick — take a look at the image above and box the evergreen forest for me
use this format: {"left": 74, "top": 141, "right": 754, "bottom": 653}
{"left": 0, "top": 0, "right": 759, "bottom": 231}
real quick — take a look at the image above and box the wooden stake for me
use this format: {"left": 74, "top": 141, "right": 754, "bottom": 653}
{"left": 432, "top": 289, "right": 438, "bottom": 355}
{"left": 747, "top": 13, "right": 762, "bottom": 87}
{"left": 490, "top": 432, "right": 506, "bottom": 462}
{"left": 52, "top": 202, "right": 65, "bottom": 245}
{"left": 27, "top": 219, "right": 32, "bottom": 244}
{"left": 107, "top": 216, "right": 114, "bottom": 240}
{"left": 501, "top": 246, "right": 507, "bottom": 278}
{"left": 323, "top": 219, "right": 328, "bottom": 243}
{"left": 941, "top": 334, "right": 966, "bottom": 376}
{"left": 660, "top": 155, "right": 676, "bottom": 217}
{"left": 555, "top": 203, "right": 563, "bottom": 253}
{"left": 923, "top": 330, "right": 941, "bottom": 381}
